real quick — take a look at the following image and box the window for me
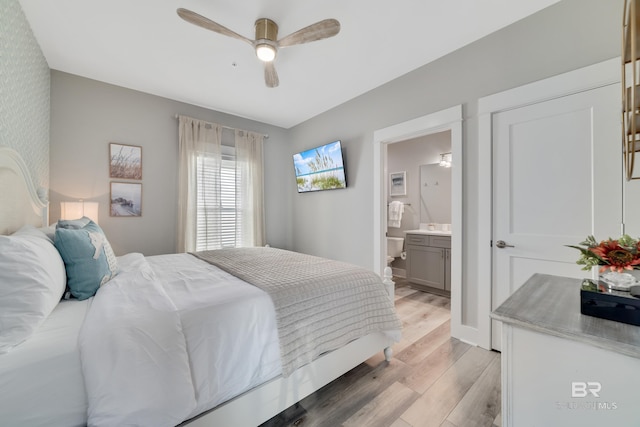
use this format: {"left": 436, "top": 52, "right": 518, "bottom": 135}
{"left": 177, "top": 116, "right": 264, "bottom": 253}
{"left": 195, "top": 146, "right": 244, "bottom": 251}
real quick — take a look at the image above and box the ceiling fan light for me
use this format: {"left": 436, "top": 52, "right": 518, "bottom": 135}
{"left": 256, "top": 44, "right": 276, "bottom": 62}
{"left": 256, "top": 43, "right": 276, "bottom": 62}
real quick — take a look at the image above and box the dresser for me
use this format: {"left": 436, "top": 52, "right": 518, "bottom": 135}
{"left": 492, "top": 274, "right": 640, "bottom": 426}
{"left": 405, "top": 232, "right": 451, "bottom": 295}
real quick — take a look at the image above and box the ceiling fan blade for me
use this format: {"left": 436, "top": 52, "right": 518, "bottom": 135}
{"left": 264, "top": 62, "right": 279, "bottom": 88}
{"left": 177, "top": 8, "right": 253, "bottom": 46}
{"left": 278, "top": 19, "right": 340, "bottom": 48}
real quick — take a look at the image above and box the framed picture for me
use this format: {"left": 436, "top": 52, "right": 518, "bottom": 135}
{"left": 110, "top": 143, "right": 142, "bottom": 180}
{"left": 389, "top": 171, "right": 406, "bottom": 196}
{"left": 110, "top": 182, "right": 142, "bottom": 217}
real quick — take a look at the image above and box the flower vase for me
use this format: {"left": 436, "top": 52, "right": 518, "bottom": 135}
{"left": 597, "top": 268, "right": 640, "bottom": 291}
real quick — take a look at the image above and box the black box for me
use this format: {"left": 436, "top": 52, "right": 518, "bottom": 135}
{"left": 580, "top": 280, "right": 640, "bottom": 326}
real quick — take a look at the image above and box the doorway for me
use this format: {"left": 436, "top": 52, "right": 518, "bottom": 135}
{"left": 373, "top": 105, "right": 474, "bottom": 343}
{"left": 386, "top": 132, "right": 452, "bottom": 279}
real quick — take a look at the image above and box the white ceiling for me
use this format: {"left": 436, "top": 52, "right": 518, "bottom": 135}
{"left": 19, "top": 0, "right": 560, "bottom": 129}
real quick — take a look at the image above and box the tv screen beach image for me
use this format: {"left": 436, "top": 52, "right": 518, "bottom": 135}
{"left": 293, "top": 141, "right": 346, "bottom": 193}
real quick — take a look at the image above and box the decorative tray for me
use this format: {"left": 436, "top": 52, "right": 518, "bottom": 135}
{"left": 580, "top": 279, "right": 640, "bottom": 326}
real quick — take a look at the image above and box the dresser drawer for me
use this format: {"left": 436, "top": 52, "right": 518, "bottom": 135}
{"left": 430, "top": 236, "right": 451, "bottom": 248}
{"left": 405, "top": 233, "right": 451, "bottom": 248}
{"left": 405, "top": 234, "right": 430, "bottom": 246}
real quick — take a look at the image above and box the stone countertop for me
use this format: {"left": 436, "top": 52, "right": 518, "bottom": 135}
{"left": 404, "top": 230, "right": 452, "bottom": 236}
{"left": 491, "top": 273, "right": 640, "bottom": 359}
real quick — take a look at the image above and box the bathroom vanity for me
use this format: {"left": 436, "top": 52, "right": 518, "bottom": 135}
{"left": 404, "top": 230, "right": 451, "bottom": 295}
{"left": 492, "top": 274, "right": 640, "bottom": 426}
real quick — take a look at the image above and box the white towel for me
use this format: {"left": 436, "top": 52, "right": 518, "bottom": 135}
{"left": 388, "top": 201, "right": 404, "bottom": 228}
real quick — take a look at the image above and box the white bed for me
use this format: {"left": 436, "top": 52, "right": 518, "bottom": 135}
{"left": 0, "top": 146, "right": 401, "bottom": 427}
{"left": 0, "top": 298, "right": 90, "bottom": 426}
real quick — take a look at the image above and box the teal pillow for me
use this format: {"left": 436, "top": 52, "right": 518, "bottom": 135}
{"left": 57, "top": 217, "right": 91, "bottom": 230}
{"left": 54, "top": 219, "right": 118, "bottom": 300}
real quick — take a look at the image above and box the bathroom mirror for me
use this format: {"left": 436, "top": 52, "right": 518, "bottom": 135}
{"left": 419, "top": 163, "right": 452, "bottom": 224}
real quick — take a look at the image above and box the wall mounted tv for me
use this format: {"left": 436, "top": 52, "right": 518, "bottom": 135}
{"left": 293, "top": 140, "right": 347, "bottom": 193}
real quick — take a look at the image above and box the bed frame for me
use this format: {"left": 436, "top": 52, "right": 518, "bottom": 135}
{"left": 0, "top": 147, "right": 48, "bottom": 234}
{"left": 184, "top": 330, "right": 394, "bottom": 426}
{"left": 0, "top": 146, "right": 396, "bottom": 427}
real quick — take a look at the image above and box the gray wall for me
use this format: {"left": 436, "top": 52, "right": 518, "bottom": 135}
{"left": 50, "top": 71, "right": 291, "bottom": 256}
{"left": 287, "top": 0, "right": 622, "bottom": 328}
{"left": 0, "top": 0, "right": 50, "bottom": 190}
{"left": 7, "top": 0, "right": 623, "bottom": 333}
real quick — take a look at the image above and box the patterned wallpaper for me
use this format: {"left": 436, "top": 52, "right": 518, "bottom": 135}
{"left": 0, "top": 0, "right": 50, "bottom": 192}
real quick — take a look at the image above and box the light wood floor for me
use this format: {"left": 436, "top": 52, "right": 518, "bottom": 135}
{"left": 261, "top": 278, "right": 502, "bottom": 427}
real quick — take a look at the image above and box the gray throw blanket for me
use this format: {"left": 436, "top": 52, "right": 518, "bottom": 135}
{"left": 192, "top": 247, "right": 402, "bottom": 376}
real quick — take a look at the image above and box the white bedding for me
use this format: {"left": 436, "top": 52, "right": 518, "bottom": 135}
{"left": 149, "top": 253, "right": 282, "bottom": 419}
{"left": 0, "top": 298, "right": 91, "bottom": 427}
{"left": 0, "top": 252, "right": 282, "bottom": 427}
{"left": 79, "top": 253, "right": 282, "bottom": 426}
{"left": 1, "top": 251, "right": 395, "bottom": 427}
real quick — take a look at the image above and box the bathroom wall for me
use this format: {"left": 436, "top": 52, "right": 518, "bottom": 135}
{"left": 420, "top": 163, "right": 452, "bottom": 225}
{"left": 386, "top": 130, "right": 451, "bottom": 274}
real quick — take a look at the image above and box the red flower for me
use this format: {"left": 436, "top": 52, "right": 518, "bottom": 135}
{"left": 589, "top": 240, "right": 640, "bottom": 272}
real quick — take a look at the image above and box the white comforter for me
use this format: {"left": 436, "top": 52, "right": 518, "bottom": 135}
{"left": 79, "top": 253, "right": 282, "bottom": 427}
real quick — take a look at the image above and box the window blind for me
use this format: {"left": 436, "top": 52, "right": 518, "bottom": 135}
{"left": 195, "top": 149, "right": 243, "bottom": 251}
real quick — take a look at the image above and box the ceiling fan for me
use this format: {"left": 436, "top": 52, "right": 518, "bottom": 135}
{"left": 177, "top": 8, "right": 341, "bottom": 88}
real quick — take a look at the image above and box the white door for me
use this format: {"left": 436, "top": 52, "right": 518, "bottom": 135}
{"left": 491, "top": 84, "right": 621, "bottom": 351}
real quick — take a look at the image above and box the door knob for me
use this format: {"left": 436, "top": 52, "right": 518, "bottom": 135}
{"left": 495, "top": 240, "right": 515, "bottom": 249}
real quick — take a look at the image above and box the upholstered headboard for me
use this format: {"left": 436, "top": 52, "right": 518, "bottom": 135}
{"left": 0, "top": 147, "right": 48, "bottom": 235}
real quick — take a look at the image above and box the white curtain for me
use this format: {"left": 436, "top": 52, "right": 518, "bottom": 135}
{"left": 235, "top": 129, "right": 265, "bottom": 247}
{"left": 177, "top": 116, "right": 221, "bottom": 253}
{"left": 177, "top": 115, "right": 265, "bottom": 252}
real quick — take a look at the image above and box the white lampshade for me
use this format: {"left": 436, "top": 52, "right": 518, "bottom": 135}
{"left": 60, "top": 201, "right": 99, "bottom": 224}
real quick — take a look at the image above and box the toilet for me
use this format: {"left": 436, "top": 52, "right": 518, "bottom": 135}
{"left": 386, "top": 237, "right": 404, "bottom": 265}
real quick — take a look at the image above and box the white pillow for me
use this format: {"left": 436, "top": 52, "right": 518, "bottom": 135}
{"left": 12, "top": 224, "right": 52, "bottom": 242}
{"left": 38, "top": 224, "right": 57, "bottom": 243}
{"left": 0, "top": 228, "right": 67, "bottom": 353}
